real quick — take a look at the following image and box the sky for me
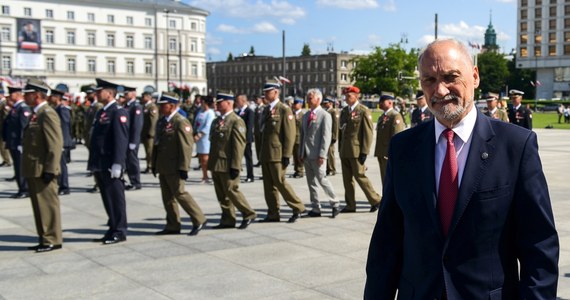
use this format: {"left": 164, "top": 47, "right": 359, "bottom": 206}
{"left": 186, "top": 0, "right": 517, "bottom": 62}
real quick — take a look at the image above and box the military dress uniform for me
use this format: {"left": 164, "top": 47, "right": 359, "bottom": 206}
{"left": 124, "top": 92, "right": 143, "bottom": 190}
{"left": 254, "top": 103, "right": 265, "bottom": 166}
{"left": 484, "top": 107, "right": 509, "bottom": 122}
{"left": 374, "top": 108, "right": 404, "bottom": 183}
{"left": 72, "top": 100, "right": 85, "bottom": 143}
{"left": 411, "top": 105, "right": 433, "bottom": 127}
{"left": 153, "top": 93, "right": 206, "bottom": 235}
{"left": 5, "top": 91, "right": 32, "bottom": 198}
{"left": 0, "top": 97, "right": 12, "bottom": 166}
{"left": 21, "top": 81, "right": 64, "bottom": 251}
{"left": 338, "top": 102, "right": 381, "bottom": 212}
{"left": 508, "top": 105, "right": 532, "bottom": 130}
{"left": 325, "top": 100, "right": 339, "bottom": 176}
{"left": 52, "top": 91, "right": 73, "bottom": 195}
{"left": 292, "top": 105, "right": 305, "bottom": 178}
{"left": 208, "top": 95, "right": 256, "bottom": 228}
{"left": 141, "top": 100, "right": 158, "bottom": 172}
{"left": 260, "top": 88, "right": 305, "bottom": 222}
{"left": 83, "top": 100, "right": 104, "bottom": 149}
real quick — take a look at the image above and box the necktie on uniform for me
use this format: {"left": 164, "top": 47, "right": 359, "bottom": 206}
{"left": 438, "top": 128, "right": 458, "bottom": 237}
{"left": 308, "top": 111, "right": 314, "bottom": 127}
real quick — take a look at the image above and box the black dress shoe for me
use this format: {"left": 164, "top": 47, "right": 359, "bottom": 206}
{"left": 307, "top": 211, "right": 322, "bottom": 217}
{"left": 258, "top": 217, "right": 280, "bottom": 223}
{"left": 0, "top": 162, "right": 6, "bottom": 167}
{"left": 287, "top": 212, "right": 301, "bottom": 223}
{"left": 102, "top": 236, "right": 126, "bottom": 245}
{"left": 244, "top": 178, "right": 254, "bottom": 183}
{"left": 340, "top": 207, "right": 356, "bottom": 213}
{"left": 86, "top": 172, "right": 93, "bottom": 177}
{"left": 58, "top": 190, "right": 70, "bottom": 195}
{"left": 332, "top": 207, "right": 340, "bottom": 218}
{"left": 155, "top": 229, "right": 181, "bottom": 235}
{"left": 27, "top": 244, "right": 41, "bottom": 250}
{"left": 141, "top": 168, "right": 150, "bottom": 174}
{"left": 254, "top": 162, "right": 261, "bottom": 167}
{"left": 238, "top": 219, "right": 253, "bottom": 229}
{"left": 5, "top": 176, "right": 15, "bottom": 182}
{"left": 11, "top": 192, "right": 29, "bottom": 199}
{"left": 370, "top": 204, "right": 380, "bottom": 213}
{"left": 291, "top": 172, "right": 304, "bottom": 178}
{"left": 188, "top": 221, "right": 207, "bottom": 236}
{"left": 87, "top": 185, "right": 99, "bottom": 193}
{"left": 36, "top": 244, "right": 62, "bottom": 253}
{"left": 125, "top": 184, "right": 134, "bottom": 190}
{"left": 212, "top": 224, "right": 235, "bottom": 229}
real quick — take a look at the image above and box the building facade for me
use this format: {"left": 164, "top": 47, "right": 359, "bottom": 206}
{"left": 516, "top": 0, "right": 570, "bottom": 99}
{"left": 0, "top": 0, "right": 208, "bottom": 95}
{"left": 206, "top": 52, "right": 359, "bottom": 98}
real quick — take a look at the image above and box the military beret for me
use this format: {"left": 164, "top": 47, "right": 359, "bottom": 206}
{"left": 95, "top": 78, "right": 120, "bottom": 91}
{"left": 509, "top": 89, "right": 524, "bottom": 96}
{"left": 343, "top": 86, "right": 360, "bottom": 94}
{"left": 263, "top": 79, "right": 281, "bottom": 91}
{"left": 157, "top": 92, "right": 179, "bottom": 104}
{"left": 216, "top": 91, "right": 235, "bottom": 102}
{"left": 22, "top": 79, "right": 51, "bottom": 95}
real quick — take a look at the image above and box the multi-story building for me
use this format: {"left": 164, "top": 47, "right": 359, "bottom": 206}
{"left": 0, "top": 0, "right": 208, "bottom": 95}
{"left": 516, "top": 0, "right": 570, "bottom": 99}
{"left": 206, "top": 52, "right": 359, "bottom": 98}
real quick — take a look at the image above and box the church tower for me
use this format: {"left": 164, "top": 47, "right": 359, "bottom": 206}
{"left": 483, "top": 10, "right": 499, "bottom": 52}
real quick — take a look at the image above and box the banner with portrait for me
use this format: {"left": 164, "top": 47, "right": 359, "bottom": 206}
{"left": 15, "top": 18, "right": 43, "bottom": 70}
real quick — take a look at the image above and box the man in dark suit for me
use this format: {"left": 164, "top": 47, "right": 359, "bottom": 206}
{"left": 121, "top": 86, "right": 143, "bottom": 190}
{"left": 88, "top": 78, "right": 129, "bottom": 245}
{"left": 48, "top": 89, "right": 73, "bottom": 195}
{"left": 234, "top": 94, "right": 255, "bottom": 182}
{"left": 410, "top": 90, "right": 433, "bottom": 127}
{"left": 364, "top": 39, "right": 559, "bottom": 299}
{"left": 508, "top": 89, "right": 533, "bottom": 130}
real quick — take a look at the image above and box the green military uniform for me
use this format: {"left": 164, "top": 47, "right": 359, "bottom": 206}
{"left": 208, "top": 111, "right": 256, "bottom": 226}
{"left": 483, "top": 108, "right": 509, "bottom": 122}
{"left": 141, "top": 101, "right": 158, "bottom": 170}
{"left": 326, "top": 106, "right": 339, "bottom": 175}
{"left": 72, "top": 102, "right": 85, "bottom": 143}
{"left": 254, "top": 103, "right": 265, "bottom": 164}
{"left": 22, "top": 103, "right": 63, "bottom": 246}
{"left": 83, "top": 101, "right": 103, "bottom": 148}
{"left": 0, "top": 99, "right": 12, "bottom": 165}
{"left": 260, "top": 100, "right": 305, "bottom": 220}
{"left": 338, "top": 102, "right": 381, "bottom": 211}
{"left": 292, "top": 108, "right": 305, "bottom": 177}
{"left": 374, "top": 108, "right": 404, "bottom": 183}
{"left": 153, "top": 112, "right": 206, "bottom": 231}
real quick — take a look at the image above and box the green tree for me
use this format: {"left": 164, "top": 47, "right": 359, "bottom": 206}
{"left": 477, "top": 51, "right": 510, "bottom": 95}
{"left": 350, "top": 44, "right": 419, "bottom": 97}
{"left": 506, "top": 55, "right": 535, "bottom": 98}
{"left": 301, "top": 43, "right": 311, "bottom": 56}
{"left": 227, "top": 52, "right": 234, "bottom": 61}
{"left": 249, "top": 46, "right": 255, "bottom": 56}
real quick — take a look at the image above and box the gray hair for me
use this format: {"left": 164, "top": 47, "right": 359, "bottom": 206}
{"left": 418, "top": 38, "right": 473, "bottom": 68}
{"left": 306, "top": 88, "right": 323, "bottom": 101}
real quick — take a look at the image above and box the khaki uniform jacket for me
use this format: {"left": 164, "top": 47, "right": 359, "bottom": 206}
{"left": 484, "top": 108, "right": 509, "bottom": 122}
{"left": 22, "top": 104, "right": 63, "bottom": 177}
{"left": 260, "top": 101, "right": 296, "bottom": 162}
{"left": 327, "top": 107, "right": 339, "bottom": 143}
{"left": 141, "top": 102, "right": 159, "bottom": 140}
{"left": 374, "top": 109, "right": 405, "bottom": 158}
{"left": 294, "top": 109, "right": 305, "bottom": 144}
{"left": 153, "top": 113, "right": 194, "bottom": 175}
{"left": 338, "top": 103, "right": 374, "bottom": 158}
{"left": 207, "top": 112, "right": 246, "bottom": 172}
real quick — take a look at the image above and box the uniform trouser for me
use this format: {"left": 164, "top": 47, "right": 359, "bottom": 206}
{"left": 28, "top": 177, "right": 62, "bottom": 245}
{"left": 254, "top": 134, "right": 262, "bottom": 163}
{"left": 327, "top": 144, "right": 336, "bottom": 174}
{"left": 244, "top": 143, "right": 254, "bottom": 179}
{"left": 212, "top": 171, "right": 256, "bottom": 226}
{"left": 126, "top": 146, "right": 141, "bottom": 187}
{"left": 304, "top": 159, "right": 338, "bottom": 213}
{"left": 159, "top": 174, "right": 206, "bottom": 230}
{"left": 378, "top": 156, "right": 388, "bottom": 186}
{"left": 142, "top": 138, "right": 154, "bottom": 169}
{"left": 10, "top": 149, "right": 27, "bottom": 193}
{"left": 58, "top": 149, "right": 70, "bottom": 191}
{"left": 94, "top": 171, "right": 127, "bottom": 238}
{"left": 292, "top": 143, "right": 304, "bottom": 175}
{"left": 0, "top": 141, "right": 11, "bottom": 164}
{"left": 340, "top": 158, "right": 381, "bottom": 211}
{"left": 261, "top": 161, "right": 305, "bottom": 220}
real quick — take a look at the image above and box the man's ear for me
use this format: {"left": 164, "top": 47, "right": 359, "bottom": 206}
{"left": 473, "top": 66, "right": 480, "bottom": 88}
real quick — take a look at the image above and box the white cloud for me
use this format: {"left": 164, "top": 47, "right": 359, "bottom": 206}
{"left": 382, "top": 0, "right": 396, "bottom": 12}
{"left": 206, "top": 33, "right": 223, "bottom": 46}
{"left": 216, "top": 22, "right": 278, "bottom": 34}
{"left": 253, "top": 22, "right": 278, "bottom": 33}
{"left": 217, "top": 24, "right": 246, "bottom": 34}
{"left": 190, "top": 0, "right": 305, "bottom": 24}
{"left": 316, "top": 0, "right": 378, "bottom": 9}
{"left": 281, "top": 18, "right": 296, "bottom": 25}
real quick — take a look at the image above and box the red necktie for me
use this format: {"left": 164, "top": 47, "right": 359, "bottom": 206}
{"left": 438, "top": 129, "right": 458, "bottom": 237}
{"left": 308, "top": 111, "right": 314, "bottom": 126}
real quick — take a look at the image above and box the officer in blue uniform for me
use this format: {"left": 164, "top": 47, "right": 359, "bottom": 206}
{"left": 49, "top": 89, "right": 73, "bottom": 195}
{"left": 87, "top": 78, "right": 129, "bottom": 245}
{"left": 122, "top": 85, "right": 143, "bottom": 190}
{"left": 5, "top": 86, "right": 32, "bottom": 198}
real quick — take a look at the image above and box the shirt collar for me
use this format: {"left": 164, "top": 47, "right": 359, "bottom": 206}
{"left": 103, "top": 100, "right": 116, "bottom": 111}
{"left": 222, "top": 111, "right": 232, "bottom": 119}
{"left": 14, "top": 99, "right": 24, "bottom": 107}
{"left": 350, "top": 101, "right": 359, "bottom": 111}
{"left": 490, "top": 107, "right": 497, "bottom": 114}
{"left": 269, "top": 99, "right": 280, "bottom": 110}
{"left": 166, "top": 110, "right": 177, "bottom": 122}
{"left": 383, "top": 107, "right": 393, "bottom": 115}
{"left": 127, "top": 99, "right": 137, "bottom": 106}
{"left": 434, "top": 105, "right": 477, "bottom": 144}
{"left": 311, "top": 106, "right": 322, "bottom": 113}
{"left": 33, "top": 101, "right": 48, "bottom": 113}
{"left": 514, "top": 104, "right": 521, "bottom": 110}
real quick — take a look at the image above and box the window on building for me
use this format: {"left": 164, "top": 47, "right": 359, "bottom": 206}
{"left": 67, "top": 58, "right": 76, "bottom": 72}
{"left": 549, "top": 45, "right": 556, "bottom": 56}
{"left": 565, "top": 31, "right": 570, "bottom": 42}
{"left": 535, "top": 8, "right": 542, "bottom": 18}
{"left": 107, "top": 15, "right": 114, "bottom": 24}
{"left": 126, "top": 35, "right": 134, "bottom": 48}
{"left": 534, "top": 46, "right": 541, "bottom": 56}
{"left": 535, "top": 21, "right": 541, "bottom": 32}
{"left": 520, "top": 34, "right": 528, "bottom": 44}
{"left": 107, "top": 60, "right": 115, "bottom": 74}
{"left": 566, "top": 18, "right": 570, "bottom": 29}
{"left": 341, "top": 60, "right": 347, "bottom": 68}
{"left": 521, "top": 22, "right": 528, "bottom": 31}
{"left": 555, "top": 67, "right": 570, "bottom": 80}
{"left": 191, "top": 64, "right": 198, "bottom": 76}
{"left": 145, "top": 18, "right": 152, "bottom": 27}
{"left": 87, "top": 32, "right": 96, "bottom": 46}
{"left": 169, "top": 63, "right": 177, "bottom": 76}
{"left": 1, "top": 27, "right": 10, "bottom": 41}
{"left": 307, "top": 74, "right": 311, "bottom": 83}
{"left": 191, "top": 22, "right": 197, "bottom": 30}
{"left": 88, "top": 13, "right": 95, "bottom": 22}
{"left": 550, "top": 19, "right": 556, "bottom": 30}
{"left": 126, "top": 61, "right": 134, "bottom": 74}
{"left": 45, "top": 30, "right": 54, "bottom": 44}
{"left": 169, "top": 19, "right": 176, "bottom": 29}
{"left": 201, "top": 39, "right": 205, "bottom": 53}
{"left": 306, "top": 61, "right": 310, "bottom": 69}
{"left": 45, "top": 9, "right": 53, "bottom": 18}
{"left": 67, "top": 31, "right": 75, "bottom": 45}
{"left": 535, "top": 34, "right": 542, "bottom": 43}
{"left": 169, "top": 37, "right": 177, "bottom": 51}
{"left": 126, "top": 16, "right": 133, "bottom": 25}
{"left": 67, "top": 11, "right": 74, "bottom": 20}
{"left": 144, "top": 36, "right": 152, "bottom": 49}
{"left": 88, "top": 59, "right": 96, "bottom": 73}
{"left": 549, "top": 32, "right": 556, "bottom": 43}
{"left": 322, "top": 74, "right": 326, "bottom": 81}
{"left": 145, "top": 62, "right": 153, "bottom": 75}
{"left": 191, "top": 39, "right": 197, "bottom": 52}
{"left": 341, "top": 73, "right": 347, "bottom": 81}
{"left": 550, "top": 6, "right": 557, "bottom": 17}
{"left": 322, "top": 60, "right": 327, "bottom": 69}
{"left": 24, "top": 7, "right": 31, "bottom": 16}
{"left": 521, "top": 0, "right": 528, "bottom": 5}
{"left": 1, "top": 6, "right": 10, "bottom": 15}
{"left": 2, "top": 56, "right": 11, "bottom": 71}
{"left": 107, "top": 34, "right": 115, "bottom": 47}
{"left": 551, "top": 0, "right": 557, "bottom": 3}
{"left": 520, "top": 47, "right": 528, "bottom": 57}
{"left": 46, "top": 57, "right": 55, "bottom": 72}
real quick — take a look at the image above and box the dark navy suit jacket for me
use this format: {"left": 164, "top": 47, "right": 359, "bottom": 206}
{"left": 126, "top": 100, "right": 143, "bottom": 145}
{"left": 87, "top": 103, "right": 128, "bottom": 171}
{"left": 365, "top": 110, "right": 559, "bottom": 299}
{"left": 56, "top": 105, "right": 73, "bottom": 149}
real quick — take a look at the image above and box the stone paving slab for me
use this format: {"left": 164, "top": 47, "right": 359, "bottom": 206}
{"left": 0, "top": 129, "right": 568, "bottom": 299}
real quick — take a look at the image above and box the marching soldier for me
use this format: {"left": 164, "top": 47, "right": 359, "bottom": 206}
{"left": 374, "top": 93, "right": 404, "bottom": 183}
{"left": 0, "top": 91, "right": 12, "bottom": 167}
{"left": 322, "top": 97, "right": 338, "bottom": 176}
{"left": 208, "top": 92, "right": 256, "bottom": 229}
{"left": 140, "top": 91, "right": 158, "bottom": 174}
{"left": 153, "top": 92, "right": 206, "bottom": 236}
{"left": 48, "top": 89, "right": 73, "bottom": 195}
{"left": 508, "top": 89, "right": 532, "bottom": 130}
{"left": 122, "top": 86, "right": 143, "bottom": 190}
{"left": 259, "top": 79, "right": 306, "bottom": 223}
{"left": 483, "top": 92, "right": 509, "bottom": 122}
{"left": 88, "top": 78, "right": 129, "bottom": 245}
{"left": 5, "top": 86, "right": 32, "bottom": 198}
{"left": 291, "top": 98, "right": 305, "bottom": 178}
{"left": 21, "top": 79, "right": 64, "bottom": 252}
{"left": 410, "top": 91, "right": 433, "bottom": 127}
{"left": 338, "top": 86, "right": 381, "bottom": 213}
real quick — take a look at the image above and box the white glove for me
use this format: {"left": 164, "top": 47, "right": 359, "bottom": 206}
{"left": 17, "top": 145, "right": 22, "bottom": 153}
{"left": 129, "top": 143, "right": 136, "bottom": 150}
{"left": 109, "top": 163, "right": 122, "bottom": 178}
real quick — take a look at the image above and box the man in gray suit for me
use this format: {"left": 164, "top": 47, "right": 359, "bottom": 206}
{"left": 299, "top": 89, "right": 339, "bottom": 218}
